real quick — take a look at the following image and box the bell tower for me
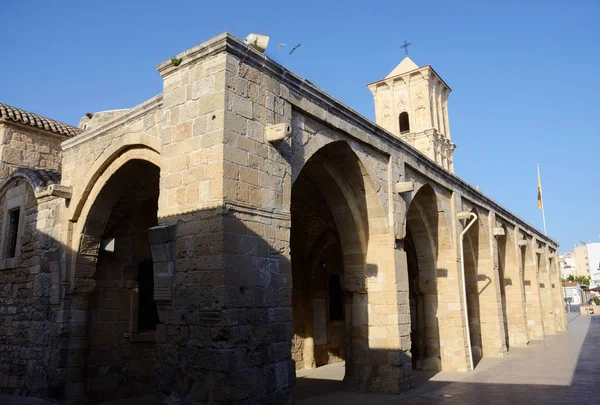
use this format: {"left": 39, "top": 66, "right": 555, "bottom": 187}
{"left": 367, "top": 52, "right": 455, "bottom": 172}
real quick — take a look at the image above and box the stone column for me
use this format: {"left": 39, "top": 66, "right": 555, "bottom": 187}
{"left": 442, "top": 192, "right": 471, "bottom": 371}
{"left": 538, "top": 248, "right": 556, "bottom": 335}
{"left": 523, "top": 237, "right": 545, "bottom": 340}
{"left": 503, "top": 226, "right": 529, "bottom": 347}
{"left": 549, "top": 253, "right": 567, "bottom": 332}
{"left": 476, "top": 212, "right": 507, "bottom": 357}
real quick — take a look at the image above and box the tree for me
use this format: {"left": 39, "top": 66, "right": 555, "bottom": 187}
{"left": 562, "top": 274, "right": 591, "bottom": 286}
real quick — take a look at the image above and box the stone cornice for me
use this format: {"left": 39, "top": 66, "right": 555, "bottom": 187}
{"left": 159, "top": 34, "right": 555, "bottom": 247}
{"left": 61, "top": 94, "right": 163, "bottom": 151}
{"left": 366, "top": 65, "right": 452, "bottom": 92}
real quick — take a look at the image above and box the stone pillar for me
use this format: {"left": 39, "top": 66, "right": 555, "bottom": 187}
{"left": 524, "top": 238, "right": 545, "bottom": 340}
{"left": 437, "top": 193, "right": 471, "bottom": 371}
{"left": 538, "top": 248, "right": 556, "bottom": 335}
{"left": 503, "top": 227, "right": 529, "bottom": 347}
{"left": 50, "top": 292, "right": 91, "bottom": 404}
{"left": 549, "top": 254, "right": 567, "bottom": 332}
{"left": 477, "top": 211, "right": 507, "bottom": 357}
{"left": 153, "top": 37, "right": 296, "bottom": 403}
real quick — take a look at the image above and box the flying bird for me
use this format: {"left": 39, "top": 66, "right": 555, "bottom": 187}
{"left": 278, "top": 43, "right": 287, "bottom": 50}
{"left": 289, "top": 43, "right": 301, "bottom": 55}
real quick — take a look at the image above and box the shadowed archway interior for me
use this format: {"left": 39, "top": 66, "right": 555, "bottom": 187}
{"left": 405, "top": 184, "right": 443, "bottom": 371}
{"left": 291, "top": 140, "right": 396, "bottom": 395}
{"left": 78, "top": 159, "right": 160, "bottom": 402}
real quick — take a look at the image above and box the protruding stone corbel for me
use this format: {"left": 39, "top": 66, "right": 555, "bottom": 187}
{"left": 395, "top": 181, "right": 415, "bottom": 194}
{"left": 265, "top": 123, "right": 292, "bottom": 143}
{"left": 518, "top": 240, "right": 528, "bottom": 247}
{"left": 535, "top": 248, "right": 545, "bottom": 254}
{"left": 35, "top": 184, "right": 73, "bottom": 199}
{"left": 492, "top": 227, "right": 505, "bottom": 236}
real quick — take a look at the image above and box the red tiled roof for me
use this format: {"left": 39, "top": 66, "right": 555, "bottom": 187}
{"left": 0, "top": 103, "right": 80, "bottom": 137}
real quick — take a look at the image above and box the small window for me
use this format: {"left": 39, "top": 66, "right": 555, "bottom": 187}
{"left": 138, "top": 260, "right": 160, "bottom": 332}
{"left": 5, "top": 208, "right": 20, "bottom": 259}
{"left": 399, "top": 112, "right": 410, "bottom": 133}
{"left": 328, "top": 275, "right": 344, "bottom": 321}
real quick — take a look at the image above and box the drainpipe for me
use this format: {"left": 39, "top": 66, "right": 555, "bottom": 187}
{"left": 457, "top": 211, "right": 478, "bottom": 371}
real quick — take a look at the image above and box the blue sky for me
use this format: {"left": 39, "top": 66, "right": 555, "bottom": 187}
{"left": 1, "top": 0, "right": 598, "bottom": 251}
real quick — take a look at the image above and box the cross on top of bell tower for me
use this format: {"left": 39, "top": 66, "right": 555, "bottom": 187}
{"left": 366, "top": 43, "right": 455, "bottom": 172}
{"left": 400, "top": 40, "right": 412, "bottom": 56}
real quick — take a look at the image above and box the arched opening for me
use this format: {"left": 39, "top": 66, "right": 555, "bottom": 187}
{"left": 496, "top": 226, "right": 510, "bottom": 350}
{"left": 399, "top": 111, "right": 410, "bottom": 133}
{"left": 496, "top": 225, "right": 528, "bottom": 347}
{"left": 522, "top": 239, "right": 544, "bottom": 340}
{"left": 537, "top": 250, "right": 556, "bottom": 335}
{"left": 405, "top": 229, "right": 424, "bottom": 369}
{"left": 405, "top": 185, "right": 442, "bottom": 371}
{"left": 291, "top": 141, "right": 392, "bottom": 399}
{"left": 463, "top": 209, "right": 507, "bottom": 365}
{"left": 463, "top": 210, "right": 483, "bottom": 366}
{"left": 79, "top": 159, "right": 160, "bottom": 402}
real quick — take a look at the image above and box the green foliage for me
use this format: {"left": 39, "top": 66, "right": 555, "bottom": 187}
{"left": 564, "top": 274, "right": 591, "bottom": 286}
{"left": 170, "top": 57, "right": 183, "bottom": 67}
{"left": 593, "top": 296, "right": 600, "bottom": 305}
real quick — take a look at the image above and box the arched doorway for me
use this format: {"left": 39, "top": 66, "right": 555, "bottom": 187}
{"left": 463, "top": 210, "right": 506, "bottom": 365}
{"left": 77, "top": 159, "right": 160, "bottom": 402}
{"left": 497, "top": 227, "right": 512, "bottom": 349}
{"left": 521, "top": 238, "right": 544, "bottom": 340}
{"left": 497, "top": 225, "right": 529, "bottom": 347}
{"left": 404, "top": 185, "right": 444, "bottom": 371}
{"left": 463, "top": 210, "right": 482, "bottom": 366}
{"left": 291, "top": 141, "right": 394, "bottom": 397}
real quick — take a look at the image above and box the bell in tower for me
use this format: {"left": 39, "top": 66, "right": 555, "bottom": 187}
{"left": 367, "top": 44, "right": 455, "bottom": 172}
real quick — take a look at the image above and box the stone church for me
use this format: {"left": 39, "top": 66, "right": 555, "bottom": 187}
{"left": 0, "top": 34, "right": 565, "bottom": 404}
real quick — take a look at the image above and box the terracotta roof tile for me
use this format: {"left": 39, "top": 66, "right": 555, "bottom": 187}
{"left": 0, "top": 103, "right": 81, "bottom": 137}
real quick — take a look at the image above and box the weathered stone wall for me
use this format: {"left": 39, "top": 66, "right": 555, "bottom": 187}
{"left": 0, "top": 123, "right": 63, "bottom": 180}
{"left": 61, "top": 95, "right": 162, "bottom": 226}
{"left": 0, "top": 33, "right": 564, "bottom": 405}
{"left": 85, "top": 204, "right": 158, "bottom": 402}
{"left": 153, "top": 48, "right": 297, "bottom": 404}
{"left": 0, "top": 178, "right": 62, "bottom": 397}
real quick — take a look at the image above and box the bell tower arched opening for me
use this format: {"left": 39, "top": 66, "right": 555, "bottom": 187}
{"left": 399, "top": 111, "right": 410, "bottom": 133}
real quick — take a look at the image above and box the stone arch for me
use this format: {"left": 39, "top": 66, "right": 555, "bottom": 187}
{"left": 462, "top": 207, "right": 506, "bottom": 365}
{"left": 70, "top": 136, "right": 161, "bottom": 223}
{"left": 0, "top": 169, "right": 64, "bottom": 306}
{"left": 291, "top": 140, "right": 406, "bottom": 394}
{"left": 536, "top": 243, "right": 556, "bottom": 335}
{"left": 291, "top": 133, "right": 388, "bottom": 222}
{"left": 70, "top": 147, "right": 160, "bottom": 280}
{"left": 0, "top": 168, "right": 60, "bottom": 198}
{"left": 548, "top": 249, "right": 566, "bottom": 332}
{"left": 65, "top": 155, "right": 161, "bottom": 402}
{"left": 404, "top": 183, "right": 450, "bottom": 371}
{"left": 520, "top": 234, "right": 545, "bottom": 340}
{"left": 414, "top": 96, "right": 426, "bottom": 131}
{"left": 496, "top": 222, "right": 528, "bottom": 347}
{"left": 399, "top": 111, "right": 410, "bottom": 133}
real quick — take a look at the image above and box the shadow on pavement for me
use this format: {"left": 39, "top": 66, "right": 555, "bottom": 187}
{"left": 294, "top": 316, "right": 600, "bottom": 405}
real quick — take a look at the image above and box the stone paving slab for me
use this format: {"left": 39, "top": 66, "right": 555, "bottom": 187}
{"left": 2, "top": 315, "right": 596, "bottom": 404}
{"left": 296, "top": 315, "right": 600, "bottom": 405}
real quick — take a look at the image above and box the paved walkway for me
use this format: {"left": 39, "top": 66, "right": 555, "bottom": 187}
{"left": 2, "top": 313, "right": 597, "bottom": 404}
{"left": 295, "top": 313, "right": 600, "bottom": 404}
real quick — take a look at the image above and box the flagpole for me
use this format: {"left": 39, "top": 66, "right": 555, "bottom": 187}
{"left": 537, "top": 164, "right": 547, "bottom": 235}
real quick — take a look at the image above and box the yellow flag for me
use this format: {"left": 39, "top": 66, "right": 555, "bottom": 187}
{"left": 537, "top": 170, "right": 543, "bottom": 210}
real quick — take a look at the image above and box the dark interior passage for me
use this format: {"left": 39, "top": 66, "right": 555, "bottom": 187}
{"left": 291, "top": 169, "right": 346, "bottom": 371}
{"left": 84, "top": 160, "right": 160, "bottom": 402}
